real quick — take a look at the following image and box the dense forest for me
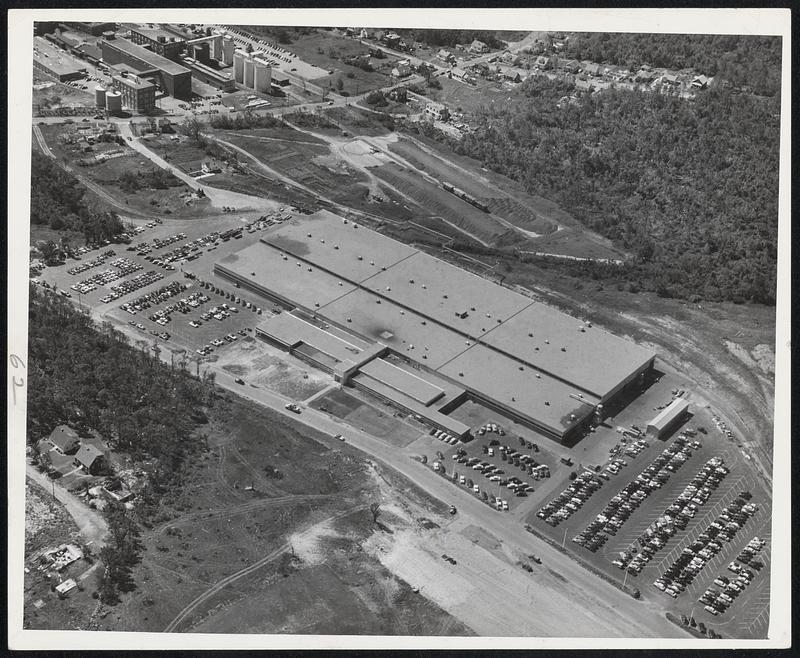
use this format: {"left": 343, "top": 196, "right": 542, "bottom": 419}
{"left": 412, "top": 75, "right": 779, "bottom": 304}
{"left": 30, "top": 151, "right": 124, "bottom": 243}
{"left": 562, "top": 33, "right": 782, "bottom": 97}
{"left": 27, "top": 287, "right": 214, "bottom": 520}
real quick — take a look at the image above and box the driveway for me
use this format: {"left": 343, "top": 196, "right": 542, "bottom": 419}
{"left": 26, "top": 464, "right": 108, "bottom": 547}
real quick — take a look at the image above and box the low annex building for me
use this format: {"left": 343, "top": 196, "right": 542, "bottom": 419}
{"left": 216, "top": 211, "right": 656, "bottom": 444}
{"left": 647, "top": 398, "right": 691, "bottom": 439}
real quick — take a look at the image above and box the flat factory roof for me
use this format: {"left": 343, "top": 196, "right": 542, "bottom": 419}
{"left": 260, "top": 213, "right": 655, "bottom": 400}
{"left": 216, "top": 242, "right": 356, "bottom": 310}
{"left": 364, "top": 251, "right": 532, "bottom": 338}
{"left": 103, "top": 37, "right": 191, "bottom": 76}
{"left": 480, "top": 303, "right": 655, "bottom": 398}
{"left": 256, "top": 312, "right": 366, "bottom": 365}
{"left": 262, "top": 210, "right": 417, "bottom": 284}
{"left": 319, "top": 288, "right": 473, "bottom": 370}
{"left": 350, "top": 373, "right": 471, "bottom": 437}
{"left": 358, "top": 358, "right": 444, "bottom": 406}
{"left": 438, "top": 345, "right": 599, "bottom": 434}
{"left": 33, "top": 37, "right": 87, "bottom": 76}
{"left": 130, "top": 24, "right": 185, "bottom": 43}
{"left": 112, "top": 73, "right": 156, "bottom": 90}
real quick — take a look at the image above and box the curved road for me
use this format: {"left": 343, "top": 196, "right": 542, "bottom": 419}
{"left": 26, "top": 464, "right": 109, "bottom": 547}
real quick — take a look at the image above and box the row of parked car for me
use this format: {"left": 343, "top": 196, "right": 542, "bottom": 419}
{"left": 196, "top": 329, "right": 250, "bottom": 355}
{"left": 118, "top": 280, "right": 186, "bottom": 314}
{"left": 538, "top": 470, "right": 606, "bottom": 528}
{"left": 430, "top": 427, "right": 461, "bottom": 444}
{"left": 67, "top": 249, "right": 116, "bottom": 276}
{"left": 712, "top": 414, "right": 735, "bottom": 441}
{"left": 149, "top": 291, "right": 211, "bottom": 325}
{"left": 699, "top": 566, "right": 756, "bottom": 615}
{"left": 74, "top": 257, "right": 142, "bottom": 289}
{"left": 612, "top": 455, "right": 728, "bottom": 575}
{"left": 736, "top": 534, "right": 765, "bottom": 566}
{"left": 652, "top": 492, "right": 758, "bottom": 599}
{"left": 573, "top": 436, "right": 699, "bottom": 554}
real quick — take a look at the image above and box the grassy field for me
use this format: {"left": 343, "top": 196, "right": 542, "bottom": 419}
{"left": 309, "top": 388, "right": 423, "bottom": 449}
{"left": 372, "top": 162, "right": 512, "bottom": 245}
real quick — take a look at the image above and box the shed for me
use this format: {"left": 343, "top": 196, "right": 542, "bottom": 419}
{"left": 646, "top": 398, "right": 690, "bottom": 438}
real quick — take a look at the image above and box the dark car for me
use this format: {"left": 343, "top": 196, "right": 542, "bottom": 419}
{"left": 235, "top": 378, "right": 245, "bottom": 385}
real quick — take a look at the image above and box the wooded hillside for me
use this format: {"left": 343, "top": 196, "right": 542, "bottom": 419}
{"left": 445, "top": 76, "right": 779, "bottom": 304}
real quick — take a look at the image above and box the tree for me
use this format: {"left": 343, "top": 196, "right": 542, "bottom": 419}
{"left": 466, "top": 479, "right": 473, "bottom": 488}
{"left": 698, "top": 622, "right": 707, "bottom": 634}
{"left": 179, "top": 115, "right": 203, "bottom": 143}
{"left": 336, "top": 77, "right": 344, "bottom": 91}
{"left": 369, "top": 502, "right": 381, "bottom": 523}
{"left": 98, "top": 498, "right": 144, "bottom": 603}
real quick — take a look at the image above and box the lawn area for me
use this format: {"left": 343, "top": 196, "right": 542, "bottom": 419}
{"left": 278, "top": 31, "right": 398, "bottom": 95}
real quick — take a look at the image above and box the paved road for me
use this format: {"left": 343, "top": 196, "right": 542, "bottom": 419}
{"left": 26, "top": 464, "right": 109, "bottom": 547}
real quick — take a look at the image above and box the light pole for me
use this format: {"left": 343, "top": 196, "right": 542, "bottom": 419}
{"left": 562, "top": 526, "right": 568, "bottom": 549}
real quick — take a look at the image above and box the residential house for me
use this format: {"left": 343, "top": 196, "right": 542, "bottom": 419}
{"left": 574, "top": 78, "right": 595, "bottom": 92}
{"left": 560, "top": 58, "right": 581, "bottom": 74}
{"left": 469, "top": 39, "right": 489, "bottom": 54}
{"left": 437, "top": 49, "right": 455, "bottom": 64}
{"left": 583, "top": 62, "right": 601, "bottom": 76}
{"left": 691, "top": 74, "right": 711, "bottom": 89}
{"left": 500, "top": 67, "right": 523, "bottom": 83}
{"left": 425, "top": 102, "right": 450, "bottom": 121}
{"left": 73, "top": 444, "right": 105, "bottom": 475}
{"left": 634, "top": 69, "right": 656, "bottom": 84}
{"left": 391, "top": 62, "right": 412, "bottom": 78}
{"left": 500, "top": 50, "right": 514, "bottom": 63}
{"left": 46, "top": 425, "right": 81, "bottom": 455}
{"left": 534, "top": 55, "right": 553, "bottom": 70}
{"left": 661, "top": 73, "right": 680, "bottom": 87}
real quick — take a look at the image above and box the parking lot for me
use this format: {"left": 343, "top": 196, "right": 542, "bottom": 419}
{"left": 35, "top": 209, "right": 296, "bottom": 364}
{"left": 520, "top": 397, "right": 771, "bottom": 639}
{"left": 421, "top": 420, "right": 569, "bottom": 516}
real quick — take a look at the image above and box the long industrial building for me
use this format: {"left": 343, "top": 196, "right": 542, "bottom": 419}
{"left": 216, "top": 211, "right": 656, "bottom": 444}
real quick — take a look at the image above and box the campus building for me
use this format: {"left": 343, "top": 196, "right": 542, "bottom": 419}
{"left": 100, "top": 35, "right": 192, "bottom": 100}
{"left": 216, "top": 211, "right": 656, "bottom": 444}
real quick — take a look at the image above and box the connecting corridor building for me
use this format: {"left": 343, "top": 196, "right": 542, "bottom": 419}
{"left": 215, "top": 211, "right": 656, "bottom": 444}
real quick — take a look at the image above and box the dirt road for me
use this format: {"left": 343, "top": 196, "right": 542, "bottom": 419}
{"left": 163, "top": 504, "right": 367, "bottom": 632}
{"left": 26, "top": 465, "right": 108, "bottom": 547}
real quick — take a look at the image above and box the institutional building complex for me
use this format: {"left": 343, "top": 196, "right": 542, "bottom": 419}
{"left": 216, "top": 211, "right": 656, "bottom": 444}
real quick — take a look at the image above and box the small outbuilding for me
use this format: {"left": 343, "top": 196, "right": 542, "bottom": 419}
{"left": 647, "top": 398, "right": 690, "bottom": 439}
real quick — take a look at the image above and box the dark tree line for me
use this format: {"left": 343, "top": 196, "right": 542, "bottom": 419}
{"left": 411, "top": 75, "right": 778, "bottom": 304}
{"left": 562, "top": 32, "right": 782, "bottom": 97}
{"left": 398, "top": 29, "right": 516, "bottom": 50}
{"left": 31, "top": 151, "right": 125, "bottom": 243}
{"left": 26, "top": 287, "right": 214, "bottom": 521}
{"left": 98, "top": 498, "right": 144, "bottom": 604}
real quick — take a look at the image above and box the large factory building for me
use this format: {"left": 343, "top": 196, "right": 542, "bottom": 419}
{"left": 100, "top": 35, "right": 192, "bottom": 100}
{"left": 216, "top": 211, "right": 656, "bottom": 444}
